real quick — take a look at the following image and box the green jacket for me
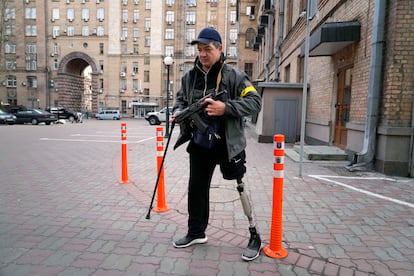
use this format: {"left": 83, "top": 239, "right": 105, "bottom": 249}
{"left": 173, "top": 58, "right": 262, "bottom": 160}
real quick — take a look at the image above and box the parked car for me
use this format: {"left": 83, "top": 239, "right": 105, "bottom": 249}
{"left": 15, "top": 109, "right": 57, "bottom": 125}
{"left": 45, "top": 107, "right": 79, "bottom": 122}
{"left": 145, "top": 107, "right": 173, "bottom": 125}
{"left": 0, "top": 109, "right": 17, "bottom": 125}
{"left": 95, "top": 110, "right": 122, "bottom": 120}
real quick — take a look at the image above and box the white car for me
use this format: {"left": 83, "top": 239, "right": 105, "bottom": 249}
{"left": 96, "top": 110, "right": 122, "bottom": 120}
{"left": 144, "top": 107, "right": 172, "bottom": 125}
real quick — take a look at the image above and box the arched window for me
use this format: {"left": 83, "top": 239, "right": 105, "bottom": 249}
{"left": 245, "top": 28, "right": 255, "bottom": 49}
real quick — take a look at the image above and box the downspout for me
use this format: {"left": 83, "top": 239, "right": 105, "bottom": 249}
{"left": 347, "top": 0, "right": 386, "bottom": 171}
{"left": 410, "top": 75, "right": 414, "bottom": 177}
{"left": 44, "top": 0, "right": 50, "bottom": 108}
{"left": 265, "top": 12, "right": 273, "bottom": 81}
{"left": 274, "top": 0, "right": 284, "bottom": 82}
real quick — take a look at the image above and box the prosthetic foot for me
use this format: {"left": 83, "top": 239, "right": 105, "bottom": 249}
{"left": 242, "top": 226, "right": 261, "bottom": 261}
{"left": 236, "top": 178, "right": 261, "bottom": 261}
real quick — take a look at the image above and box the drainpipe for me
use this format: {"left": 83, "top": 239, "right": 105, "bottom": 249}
{"left": 347, "top": 0, "right": 386, "bottom": 171}
{"left": 44, "top": 0, "right": 50, "bottom": 108}
{"left": 410, "top": 75, "right": 414, "bottom": 177}
{"left": 265, "top": 12, "right": 273, "bottom": 81}
{"left": 274, "top": 0, "right": 284, "bottom": 82}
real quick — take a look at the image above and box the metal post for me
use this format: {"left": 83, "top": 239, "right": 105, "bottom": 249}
{"left": 165, "top": 64, "right": 170, "bottom": 137}
{"left": 299, "top": 0, "right": 312, "bottom": 178}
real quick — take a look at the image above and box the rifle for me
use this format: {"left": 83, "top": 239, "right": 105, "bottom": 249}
{"left": 174, "top": 90, "right": 227, "bottom": 124}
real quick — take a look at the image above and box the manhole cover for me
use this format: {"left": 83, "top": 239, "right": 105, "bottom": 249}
{"left": 210, "top": 187, "right": 239, "bottom": 203}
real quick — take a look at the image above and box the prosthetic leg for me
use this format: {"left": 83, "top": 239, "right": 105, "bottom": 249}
{"left": 236, "top": 177, "right": 261, "bottom": 261}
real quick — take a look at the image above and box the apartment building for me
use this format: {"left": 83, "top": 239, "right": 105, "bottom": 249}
{"left": 0, "top": 0, "right": 259, "bottom": 118}
{"left": 253, "top": 0, "right": 414, "bottom": 176}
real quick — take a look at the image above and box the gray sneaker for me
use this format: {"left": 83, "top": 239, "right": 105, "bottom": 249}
{"left": 242, "top": 227, "right": 261, "bottom": 261}
{"left": 173, "top": 235, "right": 208, "bottom": 248}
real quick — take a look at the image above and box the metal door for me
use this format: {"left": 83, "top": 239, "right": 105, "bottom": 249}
{"left": 273, "top": 98, "right": 298, "bottom": 143}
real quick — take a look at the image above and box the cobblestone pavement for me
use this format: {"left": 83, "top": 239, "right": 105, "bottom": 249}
{"left": 0, "top": 119, "right": 413, "bottom": 276}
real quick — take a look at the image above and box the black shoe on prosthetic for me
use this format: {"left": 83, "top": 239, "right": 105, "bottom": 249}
{"left": 242, "top": 226, "right": 261, "bottom": 261}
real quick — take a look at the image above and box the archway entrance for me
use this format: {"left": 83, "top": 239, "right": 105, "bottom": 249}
{"left": 56, "top": 52, "right": 99, "bottom": 113}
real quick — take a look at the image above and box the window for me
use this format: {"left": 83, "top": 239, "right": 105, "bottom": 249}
{"left": 132, "top": 62, "right": 139, "bottom": 73}
{"left": 99, "top": 60, "right": 104, "bottom": 71}
{"left": 244, "top": 63, "right": 253, "bottom": 79}
{"left": 25, "top": 25, "right": 37, "bottom": 36}
{"left": 120, "top": 79, "right": 126, "bottom": 90}
{"left": 133, "top": 9, "right": 139, "bottom": 21}
{"left": 165, "top": 29, "right": 174, "bottom": 40}
{"left": 52, "top": 26, "right": 60, "bottom": 38}
{"left": 166, "top": 11, "right": 174, "bottom": 24}
{"left": 133, "top": 27, "right": 139, "bottom": 38}
{"left": 25, "top": 7, "right": 36, "bottom": 19}
{"left": 99, "top": 43, "right": 104, "bottom": 54}
{"left": 145, "top": 36, "right": 150, "bottom": 46}
{"left": 67, "top": 26, "right": 74, "bottom": 36}
{"left": 6, "top": 60, "right": 16, "bottom": 71}
{"left": 133, "top": 79, "right": 139, "bottom": 90}
{"left": 185, "top": 45, "right": 195, "bottom": 57}
{"left": 7, "top": 76, "right": 17, "bottom": 87}
{"left": 145, "top": 18, "right": 151, "bottom": 31}
{"left": 245, "top": 28, "right": 255, "bottom": 48}
{"left": 5, "top": 42, "right": 16, "bottom": 54}
{"left": 145, "top": 0, "right": 151, "bottom": 9}
{"left": 166, "top": 0, "right": 174, "bottom": 6}
{"left": 26, "top": 56, "right": 37, "bottom": 71}
{"left": 5, "top": 25, "right": 16, "bottom": 36}
{"left": 122, "top": 0, "right": 128, "bottom": 5}
{"left": 186, "top": 11, "right": 196, "bottom": 24}
{"left": 246, "top": 6, "right": 255, "bottom": 16}
{"left": 52, "top": 43, "right": 59, "bottom": 55}
{"left": 82, "top": 9, "right": 90, "bottom": 21}
{"left": 122, "top": 27, "right": 128, "bottom": 39}
{"left": 53, "top": 59, "right": 59, "bottom": 70}
{"left": 27, "top": 76, "right": 38, "bottom": 88}
{"left": 97, "top": 26, "right": 104, "bottom": 36}
{"left": 5, "top": 8, "right": 16, "bottom": 20}
{"left": 133, "top": 44, "right": 139, "bottom": 54}
{"left": 165, "top": 46, "right": 174, "bottom": 57}
{"left": 121, "top": 44, "right": 128, "bottom": 54}
{"left": 82, "top": 26, "right": 89, "bottom": 36}
{"left": 144, "top": 71, "right": 150, "bottom": 82}
{"left": 51, "top": 8, "right": 60, "bottom": 21}
{"left": 227, "top": 46, "right": 237, "bottom": 57}
{"left": 122, "top": 9, "right": 128, "bottom": 22}
{"left": 229, "top": 29, "right": 237, "bottom": 43}
{"left": 230, "top": 11, "right": 236, "bottom": 24}
{"left": 186, "top": 29, "right": 195, "bottom": 43}
{"left": 187, "top": 0, "right": 196, "bottom": 7}
{"left": 97, "top": 8, "right": 105, "bottom": 21}
{"left": 99, "top": 79, "right": 104, "bottom": 89}
{"left": 26, "top": 43, "right": 37, "bottom": 54}
{"left": 67, "top": 8, "right": 74, "bottom": 21}
{"left": 284, "top": 64, "right": 290, "bottom": 82}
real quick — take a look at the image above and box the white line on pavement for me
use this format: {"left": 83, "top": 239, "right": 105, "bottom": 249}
{"left": 309, "top": 175, "right": 414, "bottom": 209}
{"left": 40, "top": 137, "right": 155, "bottom": 144}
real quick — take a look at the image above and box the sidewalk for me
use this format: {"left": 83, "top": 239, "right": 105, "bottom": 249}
{"left": 0, "top": 120, "right": 413, "bottom": 275}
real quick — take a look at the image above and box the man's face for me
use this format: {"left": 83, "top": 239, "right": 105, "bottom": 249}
{"left": 197, "top": 42, "right": 222, "bottom": 69}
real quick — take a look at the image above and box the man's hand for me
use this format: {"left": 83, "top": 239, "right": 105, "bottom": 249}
{"left": 204, "top": 98, "right": 225, "bottom": 116}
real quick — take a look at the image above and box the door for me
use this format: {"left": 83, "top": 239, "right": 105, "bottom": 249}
{"left": 273, "top": 98, "right": 298, "bottom": 143}
{"left": 334, "top": 66, "right": 352, "bottom": 148}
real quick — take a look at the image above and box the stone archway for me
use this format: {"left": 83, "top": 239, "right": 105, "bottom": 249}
{"left": 58, "top": 52, "right": 99, "bottom": 113}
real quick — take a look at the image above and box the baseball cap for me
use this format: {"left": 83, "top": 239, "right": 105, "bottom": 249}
{"left": 190, "top": 27, "right": 222, "bottom": 45}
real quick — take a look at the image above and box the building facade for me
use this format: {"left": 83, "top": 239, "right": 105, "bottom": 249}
{"left": 0, "top": 0, "right": 259, "bottom": 118}
{"left": 253, "top": 0, "right": 414, "bottom": 176}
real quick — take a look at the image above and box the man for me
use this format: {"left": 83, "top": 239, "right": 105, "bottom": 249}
{"left": 171, "top": 27, "right": 262, "bottom": 261}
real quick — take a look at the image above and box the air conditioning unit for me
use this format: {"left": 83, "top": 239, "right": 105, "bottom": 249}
{"left": 133, "top": 19, "right": 137, "bottom": 23}
{"left": 66, "top": 0, "right": 70, "bottom": 4}
{"left": 25, "top": 0, "right": 30, "bottom": 4}
{"left": 96, "top": 0, "right": 100, "bottom": 3}
{"left": 120, "top": 37, "right": 126, "bottom": 41}
{"left": 249, "top": 15, "right": 255, "bottom": 20}
{"left": 81, "top": 0, "right": 86, "bottom": 3}
{"left": 123, "top": 18, "right": 128, "bottom": 23}
{"left": 167, "top": 21, "right": 172, "bottom": 25}
{"left": 84, "top": 18, "right": 89, "bottom": 22}
{"left": 145, "top": 27, "right": 150, "bottom": 32}
{"left": 98, "top": 18, "right": 103, "bottom": 22}
{"left": 134, "top": 89, "right": 138, "bottom": 93}
{"left": 120, "top": 72, "right": 126, "bottom": 77}
{"left": 68, "top": 18, "right": 73, "bottom": 22}
{"left": 131, "top": 72, "right": 135, "bottom": 76}
{"left": 133, "top": 37, "right": 137, "bottom": 42}
{"left": 120, "top": 89, "right": 125, "bottom": 93}
{"left": 230, "top": 20, "right": 236, "bottom": 25}
{"left": 98, "top": 89, "right": 103, "bottom": 93}
{"left": 51, "top": 18, "right": 55, "bottom": 22}
{"left": 50, "top": 53, "right": 55, "bottom": 57}
{"left": 230, "top": 39, "right": 236, "bottom": 44}
{"left": 134, "top": 0, "right": 139, "bottom": 4}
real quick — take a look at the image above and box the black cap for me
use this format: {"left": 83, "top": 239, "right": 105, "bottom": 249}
{"left": 190, "top": 27, "right": 222, "bottom": 45}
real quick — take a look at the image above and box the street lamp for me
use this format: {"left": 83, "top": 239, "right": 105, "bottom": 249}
{"left": 163, "top": 56, "right": 173, "bottom": 137}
